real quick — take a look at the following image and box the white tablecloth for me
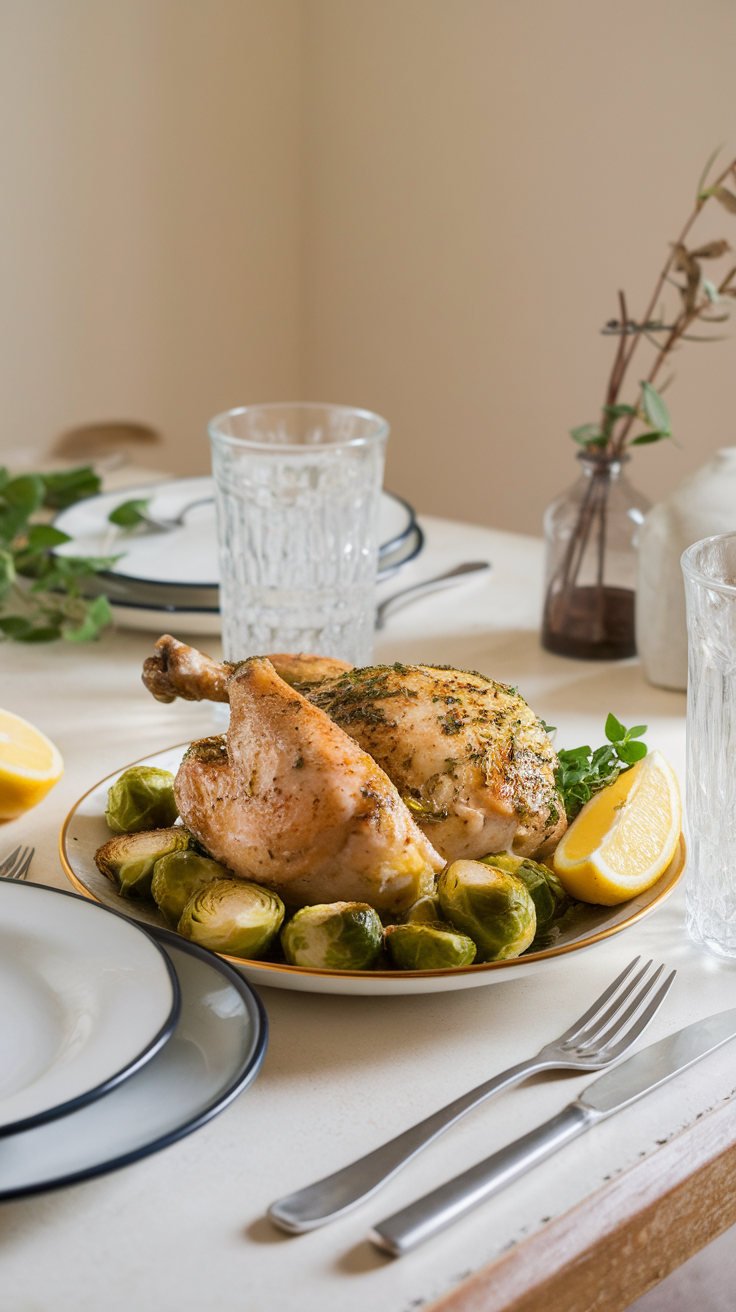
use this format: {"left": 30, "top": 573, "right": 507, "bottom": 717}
{"left": 2, "top": 515, "right": 715, "bottom": 1312}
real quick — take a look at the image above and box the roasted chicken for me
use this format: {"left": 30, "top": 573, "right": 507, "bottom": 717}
{"left": 143, "top": 636, "right": 566, "bottom": 862}
{"left": 175, "top": 656, "right": 443, "bottom": 911}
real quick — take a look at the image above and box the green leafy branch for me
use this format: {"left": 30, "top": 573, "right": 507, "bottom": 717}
{"left": 552, "top": 714, "right": 648, "bottom": 822}
{"left": 0, "top": 465, "right": 119, "bottom": 643}
{"left": 570, "top": 150, "right": 736, "bottom": 457}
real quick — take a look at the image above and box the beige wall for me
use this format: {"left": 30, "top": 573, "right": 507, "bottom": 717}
{"left": 3, "top": 1, "right": 736, "bottom": 534}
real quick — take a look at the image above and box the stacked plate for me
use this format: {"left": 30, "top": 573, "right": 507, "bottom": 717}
{"left": 53, "top": 477, "right": 423, "bottom": 634}
{"left": 0, "top": 877, "right": 267, "bottom": 1198}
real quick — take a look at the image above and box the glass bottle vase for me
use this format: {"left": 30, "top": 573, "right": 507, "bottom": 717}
{"left": 541, "top": 452, "right": 650, "bottom": 661}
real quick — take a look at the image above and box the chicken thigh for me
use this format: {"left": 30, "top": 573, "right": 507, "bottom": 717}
{"left": 175, "top": 656, "right": 442, "bottom": 911}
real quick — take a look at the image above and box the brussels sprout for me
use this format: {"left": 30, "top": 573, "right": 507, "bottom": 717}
{"left": 281, "top": 902, "right": 383, "bottom": 970}
{"left": 478, "top": 853, "right": 565, "bottom": 931}
{"left": 438, "top": 859, "right": 536, "bottom": 962}
{"left": 151, "top": 850, "right": 230, "bottom": 928}
{"left": 404, "top": 894, "right": 445, "bottom": 925}
{"left": 105, "top": 766, "right": 179, "bottom": 834}
{"left": 95, "top": 827, "right": 190, "bottom": 899}
{"left": 178, "top": 878, "right": 285, "bottom": 959}
{"left": 385, "top": 922, "right": 476, "bottom": 970}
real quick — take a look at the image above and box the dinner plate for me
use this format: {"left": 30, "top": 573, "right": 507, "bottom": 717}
{"left": 0, "top": 933, "right": 267, "bottom": 1199}
{"left": 0, "top": 878, "right": 179, "bottom": 1134}
{"left": 60, "top": 747, "right": 687, "bottom": 998}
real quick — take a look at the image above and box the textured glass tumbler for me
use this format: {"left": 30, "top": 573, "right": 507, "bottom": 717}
{"left": 208, "top": 403, "right": 389, "bottom": 665}
{"left": 683, "top": 532, "right": 736, "bottom": 956}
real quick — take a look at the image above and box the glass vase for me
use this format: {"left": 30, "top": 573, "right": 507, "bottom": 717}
{"left": 541, "top": 452, "right": 650, "bottom": 660}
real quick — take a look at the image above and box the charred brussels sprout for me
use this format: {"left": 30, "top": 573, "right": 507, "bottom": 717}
{"left": 281, "top": 902, "right": 383, "bottom": 970}
{"left": 95, "top": 827, "right": 190, "bottom": 899}
{"left": 438, "top": 860, "right": 536, "bottom": 962}
{"left": 403, "top": 894, "right": 445, "bottom": 925}
{"left": 105, "top": 766, "right": 179, "bottom": 834}
{"left": 178, "top": 878, "right": 284, "bottom": 959}
{"left": 478, "top": 853, "right": 565, "bottom": 931}
{"left": 151, "top": 850, "right": 230, "bottom": 928}
{"left": 385, "top": 921, "right": 476, "bottom": 970}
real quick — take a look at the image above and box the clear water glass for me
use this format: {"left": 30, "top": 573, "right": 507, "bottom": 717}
{"left": 683, "top": 531, "right": 736, "bottom": 956}
{"left": 208, "top": 403, "right": 388, "bottom": 665}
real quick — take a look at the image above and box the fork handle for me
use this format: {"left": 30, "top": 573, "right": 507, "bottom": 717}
{"left": 371, "top": 1102, "right": 595, "bottom": 1256}
{"left": 268, "top": 1059, "right": 543, "bottom": 1233}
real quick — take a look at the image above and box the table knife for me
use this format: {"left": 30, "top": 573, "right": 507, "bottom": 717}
{"left": 370, "top": 1006, "right": 736, "bottom": 1257}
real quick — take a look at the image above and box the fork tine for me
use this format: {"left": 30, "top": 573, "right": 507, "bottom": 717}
{"left": 576, "top": 963, "right": 665, "bottom": 1054}
{"left": 567, "top": 959, "right": 656, "bottom": 1050}
{"left": 556, "top": 957, "right": 641, "bottom": 1045}
{"left": 14, "top": 848, "right": 34, "bottom": 880}
{"left": 0, "top": 846, "right": 22, "bottom": 878}
{"left": 595, "top": 970, "right": 677, "bottom": 1063}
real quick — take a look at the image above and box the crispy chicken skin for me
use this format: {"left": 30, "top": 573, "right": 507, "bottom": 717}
{"left": 310, "top": 665, "right": 566, "bottom": 861}
{"left": 175, "top": 657, "right": 442, "bottom": 911}
{"left": 142, "top": 634, "right": 351, "bottom": 704}
{"left": 143, "top": 638, "right": 566, "bottom": 863}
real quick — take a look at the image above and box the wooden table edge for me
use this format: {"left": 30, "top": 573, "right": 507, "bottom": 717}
{"left": 426, "top": 1087, "right": 736, "bottom": 1312}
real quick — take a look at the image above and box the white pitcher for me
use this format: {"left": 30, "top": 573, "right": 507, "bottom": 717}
{"left": 636, "top": 447, "right": 736, "bottom": 690}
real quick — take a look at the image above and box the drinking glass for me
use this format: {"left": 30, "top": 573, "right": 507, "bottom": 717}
{"left": 682, "top": 531, "right": 736, "bottom": 956}
{"left": 208, "top": 403, "right": 389, "bottom": 665}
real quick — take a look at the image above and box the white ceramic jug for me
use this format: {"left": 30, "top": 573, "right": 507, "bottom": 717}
{"left": 636, "top": 447, "right": 736, "bottom": 690}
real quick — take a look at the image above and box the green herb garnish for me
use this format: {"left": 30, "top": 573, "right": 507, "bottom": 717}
{"left": 108, "top": 498, "right": 151, "bottom": 529}
{"left": 0, "top": 464, "right": 117, "bottom": 643}
{"left": 555, "top": 713, "right": 648, "bottom": 822}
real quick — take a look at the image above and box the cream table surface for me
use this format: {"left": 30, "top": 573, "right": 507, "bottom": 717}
{"left": 0, "top": 513, "right": 727, "bottom": 1312}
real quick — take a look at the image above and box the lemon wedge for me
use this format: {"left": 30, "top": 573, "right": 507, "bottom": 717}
{"left": 552, "top": 750, "right": 681, "bottom": 905}
{"left": 0, "top": 709, "right": 64, "bottom": 822}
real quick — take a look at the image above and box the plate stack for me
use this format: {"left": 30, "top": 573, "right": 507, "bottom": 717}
{"left": 0, "top": 877, "right": 268, "bottom": 1198}
{"left": 52, "top": 478, "right": 422, "bottom": 634}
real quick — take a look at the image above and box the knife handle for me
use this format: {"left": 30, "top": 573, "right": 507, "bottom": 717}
{"left": 370, "top": 1102, "right": 595, "bottom": 1257}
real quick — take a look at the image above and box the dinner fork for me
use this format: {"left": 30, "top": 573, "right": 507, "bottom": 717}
{"left": 268, "top": 957, "right": 675, "bottom": 1233}
{"left": 0, "top": 845, "right": 35, "bottom": 880}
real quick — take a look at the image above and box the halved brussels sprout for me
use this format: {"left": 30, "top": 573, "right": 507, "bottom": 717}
{"left": 178, "top": 878, "right": 285, "bottom": 959}
{"left": 105, "top": 766, "right": 179, "bottom": 834}
{"left": 95, "top": 827, "right": 190, "bottom": 899}
{"left": 385, "top": 921, "right": 476, "bottom": 970}
{"left": 478, "top": 853, "right": 565, "bottom": 931}
{"left": 438, "top": 859, "right": 536, "bottom": 962}
{"left": 281, "top": 902, "right": 383, "bottom": 970}
{"left": 151, "top": 850, "right": 230, "bottom": 928}
{"left": 403, "top": 894, "right": 445, "bottom": 925}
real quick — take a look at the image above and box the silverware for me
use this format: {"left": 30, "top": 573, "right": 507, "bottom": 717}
{"left": 374, "top": 561, "right": 491, "bottom": 629}
{"left": 268, "top": 957, "right": 671, "bottom": 1234}
{"left": 369, "top": 987, "right": 736, "bottom": 1259}
{"left": 136, "top": 497, "right": 214, "bottom": 533}
{"left": 0, "top": 846, "right": 35, "bottom": 880}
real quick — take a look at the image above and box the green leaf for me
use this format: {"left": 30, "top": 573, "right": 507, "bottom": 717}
{"left": 628, "top": 724, "right": 648, "bottom": 738}
{"left": 2, "top": 474, "right": 44, "bottom": 516}
{"left": 108, "top": 498, "right": 151, "bottom": 528}
{"left": 616, "top": 740, "right": 648, "bottom": 765}
{"left": 603, "top": 403, "right": 638, "bottom": 418}
{"left": 696, "top": 145, "right": 723, "bottom": 198}
{"left": 570, "top": 423, "right": 605, "bottom": 446}
{"left": 25, "top": 525, "right": 72, "bottom": 551}
{"left": 641, "top": 382, "right": 672, "bottom": 436}
{"left": 0, "top": 615, "right": 34, "bottom": 638}
{"left": 0, "top": 548, "right": 16, "bottom": 601}
{"left": 18, "top": 625, "right": 63, "bottom": 643}
{"left": 703, "top": 278, "right": 720, "bottom": 303}
{"left": 605, "top": 712, "right": 626, "bottom": 743}
{"left": 63, "top": 594, "right": 112, "bottom": 642}
{"left": 631, "top": 431, "right": 667, "bottom": 445}
{"left": 41, "top": 466, "right": 101, "bottom": 509}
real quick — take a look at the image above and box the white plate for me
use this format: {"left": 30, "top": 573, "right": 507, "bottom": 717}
{"left": 53, "top": 478, "right": 415, "bottom": 588}
{"left": 0, "top": 879, "right": 179, "bottom": 1134}
{"left": 0, "top": 934, "right": 267, "bottom": 1199}
{"left": 60, "top": 748, "right": 687, "bottom": 998}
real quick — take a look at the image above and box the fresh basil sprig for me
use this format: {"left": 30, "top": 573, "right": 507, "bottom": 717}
{"left": 552, "top": 713, "right": 648, "bottom": 822}
{"left": 0, "top": 464, "right": 118, "bottom": 643}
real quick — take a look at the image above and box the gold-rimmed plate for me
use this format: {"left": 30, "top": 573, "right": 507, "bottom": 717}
{"left": 60, "top": 746, "right": 686, "bottom": 997}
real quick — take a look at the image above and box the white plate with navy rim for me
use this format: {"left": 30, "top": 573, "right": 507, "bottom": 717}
{"left": 0, "top": 932, "right": 267, "bottom": 1199}
{"left": 60, "top": 747, "right": 687, "bottom": 999}
{"left": 52, "top": 478, "right": 416, "bottom": 592}
{"left": 0, "top": 878, "right": 180, "bottom": 1135}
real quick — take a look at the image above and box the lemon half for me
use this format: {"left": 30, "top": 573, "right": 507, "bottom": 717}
{"left": 552, "top": 750, "right": 681, "bottom": 905}
{"left": 0, "top": 709, "right": 64, "bottom": 822}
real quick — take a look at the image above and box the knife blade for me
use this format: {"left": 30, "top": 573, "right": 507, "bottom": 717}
{"left": 371, "top": 1007, "right": 736, "bottom": 1257}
